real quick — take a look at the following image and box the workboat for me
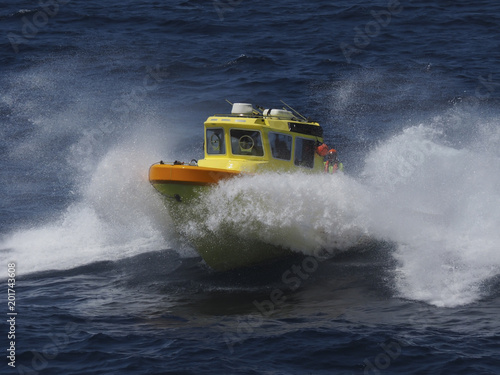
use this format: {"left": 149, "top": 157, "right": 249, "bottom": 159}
{"left": 149, "top": 102, "right": 342, "bottom": 271}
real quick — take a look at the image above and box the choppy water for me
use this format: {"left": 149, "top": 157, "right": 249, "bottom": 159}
{"left": 1, "top": 0, "right": 500, "bottom": 374}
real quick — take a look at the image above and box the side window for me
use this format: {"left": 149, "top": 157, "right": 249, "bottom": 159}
{"left": 230, "top": 129, "right": 264, "bottom": 156}
{"left": 294, "top": 138, "right": 315, "bottom": 168}
{"left": 206, "top": 128, "right": 225, "bottom": 154}
{"left": 269, "top": 132, "right": 292, "bottom": 161}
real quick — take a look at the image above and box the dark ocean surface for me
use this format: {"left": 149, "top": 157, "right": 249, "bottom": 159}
{"left": 1, "top": 0, "right": 500, "bottom": 374}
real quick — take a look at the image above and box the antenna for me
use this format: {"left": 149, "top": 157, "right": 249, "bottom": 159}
{"left": 225, "top": 99, "right": 233, "bottom": 106}
{"left": 253, "top": 105, "right": 263, "bottom": 115}
{"left": 280, "top": 100, "right": 307, "bottom": 121}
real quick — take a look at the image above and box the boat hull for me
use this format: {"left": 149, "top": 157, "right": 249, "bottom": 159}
{"left": 191, "top": 232, "right": 292, "bottom": 271}
{"left": 149, "top": 163, "right": 292, "bottom": 270}
{"left": 149, "top": 163, "right": 240, "bottom": 202}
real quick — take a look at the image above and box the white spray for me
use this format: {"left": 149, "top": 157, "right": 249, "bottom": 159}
{"left": 2, "top": 63, "right": 499, "bottom": 307}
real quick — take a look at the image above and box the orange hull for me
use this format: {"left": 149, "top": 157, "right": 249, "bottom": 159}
{"left": 149, "top": 163, "right": 240, "bottom": 186}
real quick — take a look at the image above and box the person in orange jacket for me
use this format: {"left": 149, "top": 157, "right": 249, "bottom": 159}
{"left": 316, "top": 143, "right": 344, "bottom": 173}
{"left": 324, "top": 149, "right": 343, "bottom": 173}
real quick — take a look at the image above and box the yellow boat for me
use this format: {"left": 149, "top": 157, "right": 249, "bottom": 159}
{"left": 149, "top": 102, "right": 337, "bottom": 271}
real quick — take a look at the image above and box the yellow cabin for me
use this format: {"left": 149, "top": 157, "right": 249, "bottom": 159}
{"left": 149, "top": 102, "right": 325, "bottom": 203}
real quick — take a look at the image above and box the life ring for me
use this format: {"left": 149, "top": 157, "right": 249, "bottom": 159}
{"left": 210, "top": 133, "right": 221, "bottom": 151}
{"left": 238, "top": 135, "right": 254, "bottom": 152}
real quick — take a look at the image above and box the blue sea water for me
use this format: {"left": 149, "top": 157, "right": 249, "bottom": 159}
{"left": 1, "top": 0, "right": 500, "bottom": 374}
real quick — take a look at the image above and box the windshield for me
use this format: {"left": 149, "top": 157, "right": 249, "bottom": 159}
{"left": 206, "top": 128, "right": 225, "bottom": 154}
{"left": 230, "top": 129, "right": 264, "bottom": 156}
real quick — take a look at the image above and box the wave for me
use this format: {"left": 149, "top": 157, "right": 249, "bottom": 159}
{"left": 0, "top": 58, "right": 192, "bottom": 274}
{"left": 0, "top": 140, "right": 183, "bottom": 274}
{"left": 363, "top": 120, "right": 500, "bottom": 307}
{"left": 183, "top": 114, "right": 500, "bottom": 307}
{"left": 3, "top": 106, "right": 499, "bottom": 307}
{"left": 1, "top": 58, "right": 499, "bottom": 307}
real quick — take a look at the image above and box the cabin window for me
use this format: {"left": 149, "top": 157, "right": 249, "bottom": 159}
{"left": 294, "top": 137, "right": 315, "bottom": 168}
{"left": 269, "top": 132, "right": 292, "bottom": 161}
{"left": 206, "top": 128, "right": 225, "bottom": 155}
{"left": 230, "top": 129, "right": 264, "bottom": 156}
